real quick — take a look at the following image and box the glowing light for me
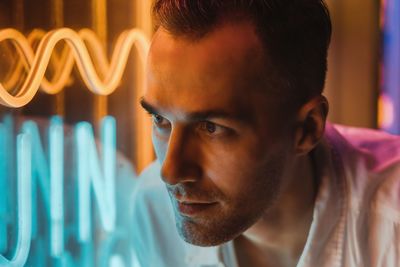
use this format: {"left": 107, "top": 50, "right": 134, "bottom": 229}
{"left": 0, "top": 116, "right": 137, "bottom": 265}
{"left": 0, "top": 27, "right": 154, "bottom": 172}
{"left": 49, "top": 116, "right": 65, "bottom": 257}
{"left": 101, "top": 116, "right": 116, "bottom": 224}
{"left": 3, "top": 29, "right": 74, "bottom": 92}
{"left": 378, "top": 93, "right": 395, "bottom": 129}
{"left": 75, "top": 117, "right": 116, "bottom": 243}
{"left": 21, "top": 116, "right": 65, "bottom": 257}
{"left": 0, "top": 133, "right": 32, "bottom": 267}
{"left": 0, "top": 124, "right": 7, "bottom": 253}
{"left": 76, "top": 123, "right": 91, "bottom": 242}
{"left": 0, "top": 0, "right": 153, "bottom": 263}
{"left": 0, "top": 115, "right": 15, "bottom": 254}
{"left": 110, "top": 255, "right": 125, "bottom": 267}
{"left": 21, "top": 121, "right": 50, "bottom": 240}
{"left": 0, "top": 28, "right": 150, "bottom": 108}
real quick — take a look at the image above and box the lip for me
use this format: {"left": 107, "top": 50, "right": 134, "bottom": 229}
{"left": 177, "top": 201, "right": 217, "bottom": 216}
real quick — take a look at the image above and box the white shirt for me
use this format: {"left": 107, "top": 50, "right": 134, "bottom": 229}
{"left": 130, "top": 123, "right": 400, "bottom": 267}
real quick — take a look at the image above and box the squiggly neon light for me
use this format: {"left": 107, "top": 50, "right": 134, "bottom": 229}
{"left": 0, "top": 28, "right": 150, "bottom": 108}
{"left": 3, "top": 29, "right": 73, "bottom": 92}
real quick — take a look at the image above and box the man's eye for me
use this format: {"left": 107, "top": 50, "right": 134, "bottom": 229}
{"left": 199, "top": 121, "right": 225, "bottom": 135}
{"left": 152, "top": 114, "right": 170, "bottom": 128}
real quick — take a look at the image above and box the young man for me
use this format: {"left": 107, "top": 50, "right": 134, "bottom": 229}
{"left": 131, "top": 1, "right": 400, "bottom": 266}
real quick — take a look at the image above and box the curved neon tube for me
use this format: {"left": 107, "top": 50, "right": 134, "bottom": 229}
{"left": 0, "top": 28, "right": 150, "bottom": 108}
{"left": 3, "top": 29, "right": 74, "bottom": 92}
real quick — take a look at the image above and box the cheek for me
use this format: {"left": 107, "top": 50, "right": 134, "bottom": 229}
{"left": 204, "top": 148, "right": 261, "bottom": 196}
{"left": 213, "top": 156, "right": 285, "bottom": 221}
{"left": 204, "top": 139, "right": 287, "bottom": 200}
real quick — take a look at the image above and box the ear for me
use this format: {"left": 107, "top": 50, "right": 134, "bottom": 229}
{"left": 294, "top": 95, "right": 329, "bottom": 155}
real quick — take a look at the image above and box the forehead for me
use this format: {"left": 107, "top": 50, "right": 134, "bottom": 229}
{"left": 149, "top": 20, "right": 263, "bottom": 70}
{"left": 145, "top": 20, "right": 269, "bottom": 116}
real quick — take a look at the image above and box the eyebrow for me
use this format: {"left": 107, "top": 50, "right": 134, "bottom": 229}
{"left": 140, "top": 98, "right": 249, "bottom": 124}
{"left": 140, "top": 98, "right": 160, "bottom": 116}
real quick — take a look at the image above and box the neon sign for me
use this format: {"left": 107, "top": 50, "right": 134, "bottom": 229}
{"left": 0, "top": 25, "right": 150, "bottom": 266}
{"left": 0, "top": 28, "right": 149, "bottom": 108}
{"left": 0, "top": 115, "right": 138, "bottom": 267}
{"left": 0, "top": 27, "right": 153, "bottom": 173}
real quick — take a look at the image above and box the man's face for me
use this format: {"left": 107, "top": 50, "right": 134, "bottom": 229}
{"left": 142, "top": 21, "right": 296, "bottom": 246}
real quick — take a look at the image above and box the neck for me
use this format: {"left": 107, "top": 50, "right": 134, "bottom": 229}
{"left": 235, "top": 154, "right": 318, "bottom": 267}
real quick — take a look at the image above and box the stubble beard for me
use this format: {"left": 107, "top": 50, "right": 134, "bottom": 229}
{"left": 172, "top": 160, "right": 285, "bottom": 247}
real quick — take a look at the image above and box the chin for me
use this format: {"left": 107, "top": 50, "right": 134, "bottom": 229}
{"left": 177, "top": 220, "right": 233, "bottom": 247}
{"left": 174, "top": 213, "right": 251, "bottom": 247}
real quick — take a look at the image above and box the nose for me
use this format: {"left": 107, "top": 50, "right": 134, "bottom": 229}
{"left": 160, "top": 127, "right": 201, "bottom": 185}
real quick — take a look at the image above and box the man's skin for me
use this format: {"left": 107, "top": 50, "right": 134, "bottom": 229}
{"left": 141, "top": 19, "right": 329, "bottom": 267}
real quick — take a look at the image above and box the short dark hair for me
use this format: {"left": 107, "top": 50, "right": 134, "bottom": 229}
{"left": 152, "top": 0, "right": 332, "bottom": 108}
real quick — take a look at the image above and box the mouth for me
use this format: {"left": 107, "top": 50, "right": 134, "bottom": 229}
{"left": 175, "top": 199, "right": 218, "bottom": 216}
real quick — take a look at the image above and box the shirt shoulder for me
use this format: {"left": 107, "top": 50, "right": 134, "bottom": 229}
{"left": 303, "top": 124, "right": 400, "bottom": 266}
{"left": 330, "top": 124, "right": 400, "bottom": 171}
{"left": 327, "top": 124, "right": 400, "bottom": 266}
{"left": 326, "top": 124, "right": 400, "bottom": 219}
